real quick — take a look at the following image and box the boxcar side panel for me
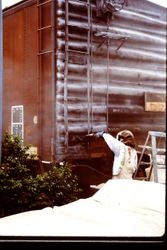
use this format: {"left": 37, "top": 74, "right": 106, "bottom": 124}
{"left": 3, "top": 0, "right": 166, "bottom": 174}
{"left": 54, "top": 0, "right": 166, "bottom": 163}
{"left": 3, "top": 1, "right": 39, "bottom": 150}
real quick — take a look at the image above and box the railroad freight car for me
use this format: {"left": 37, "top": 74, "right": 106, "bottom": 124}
{"left": 2, "top": 0, "right": 166, "bottom": 187}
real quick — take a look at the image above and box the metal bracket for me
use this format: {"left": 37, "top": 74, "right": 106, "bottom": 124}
{"left": 96, "top": 0, "right": 128, "bottom": 17}
{"left": 94, "top": 31, "right": 130, "bottom": 51}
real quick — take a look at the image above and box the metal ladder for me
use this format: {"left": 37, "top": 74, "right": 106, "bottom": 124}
{"left": 37, "top": 0, "right": 56, "bottom": 163}
{"left": 137, "top": 131, "right": 166, "bottom": 183}
{"left": 64, "top": 0, "right": 92, "bottom": 150}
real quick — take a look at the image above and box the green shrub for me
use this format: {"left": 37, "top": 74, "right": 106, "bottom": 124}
{"left": 0, "top": 133, "right": 82, "bottom": 218}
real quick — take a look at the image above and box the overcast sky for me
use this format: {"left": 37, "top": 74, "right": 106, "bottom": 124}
{"left": 1, "top": 0, "right": 167, "bottom": 9}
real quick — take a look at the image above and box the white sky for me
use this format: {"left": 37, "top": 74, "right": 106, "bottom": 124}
{"left": 1, "top": 0, "right": 21, "bottom": 9}
{"left": 1, "top": 0, "right": 167, "bottom": 9}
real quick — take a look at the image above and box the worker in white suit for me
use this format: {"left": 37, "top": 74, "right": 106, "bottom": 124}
{"left": 96, "top": 130, "right": 138, "bottom": 179}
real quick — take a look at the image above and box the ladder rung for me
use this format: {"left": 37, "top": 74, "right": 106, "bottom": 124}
{"left": 69, "top": 0, "right": 89, "bottom": 7}
{"left": 67, "top": 49, "right": 88, "bottom": 55}
{"left": 139, "top": 162, "right": 150, "bottom": 166}
{"left": 148, "top": 131, "right": 166, "bottom": 137}
{"left": 38, "top": 50, "right": 54, "bottom": 55}
{"left": 66, "top": 23, "right": 90, "bottom": 31}
{"left": 156, "top": 165, "right": 166, "bottom": 169}
{"left": 38, "top": 25, "right": 52, "bottom": 31}
{"left": 138, "top": 145, "right": 166, "bottom": 153}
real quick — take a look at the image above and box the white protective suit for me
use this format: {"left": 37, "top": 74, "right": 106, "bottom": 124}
{"left": 102, "top": 133, "right": 138, "bottom": 179}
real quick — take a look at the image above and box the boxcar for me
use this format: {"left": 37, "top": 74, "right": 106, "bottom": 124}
{"left": 2, "top": 0, "right": 166, "bottom": 188}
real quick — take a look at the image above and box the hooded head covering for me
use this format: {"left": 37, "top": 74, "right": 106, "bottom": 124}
{"left": 116, "top": 130, "right": 135, "bottom": 148}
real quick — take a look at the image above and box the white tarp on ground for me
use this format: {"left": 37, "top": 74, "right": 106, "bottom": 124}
{"left": 0, "top": 179, "right": 165, "bottom": 237}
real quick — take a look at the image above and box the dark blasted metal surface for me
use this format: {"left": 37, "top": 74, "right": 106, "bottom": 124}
{"left": 55, "top": 0, "right": 166, "bottom": 161}
{"left": 3, "top": 0, "right": 166, "bottom": 170}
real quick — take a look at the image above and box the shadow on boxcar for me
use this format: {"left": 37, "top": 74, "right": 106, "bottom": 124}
{"left": 72, "top": 162, "right": 113, "bottom": 198}
{"left": 71, "top": 136, "right": 151, "bottom": 198}
{"left": 71, "top": 136, "right": 114, "bottom": 198}
{"left": 28, "top": 137, "right": 151, "bottom": 199}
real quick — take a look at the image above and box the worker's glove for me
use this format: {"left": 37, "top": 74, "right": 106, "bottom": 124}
{"left": 95, "top": 131, "right": 104, "bottom": 138}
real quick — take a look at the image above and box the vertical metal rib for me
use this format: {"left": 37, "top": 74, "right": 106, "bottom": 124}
{"left": 36, "top": 0, "right": 43, "bottom": 169}
{"left": 90, "top": 2, "right": 93, "bottom": 133}
{"left": 64, "top": 0, "right": 69, "bottom": 153}
{"left": 51, "top": 0, "right": 56, "bottom": 161}
{"left": 87, "top": 0, "right": 91, "bottom": 134}
{"left": 106, "top": 13, "right": 111, "bottom": 132}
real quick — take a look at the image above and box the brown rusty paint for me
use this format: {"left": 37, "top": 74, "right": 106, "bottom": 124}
{"left": 2, "top": 0, "right": 166, "bottom": 173}
{"left": 3, "top": 1, "right": 39, "bottom": 149}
